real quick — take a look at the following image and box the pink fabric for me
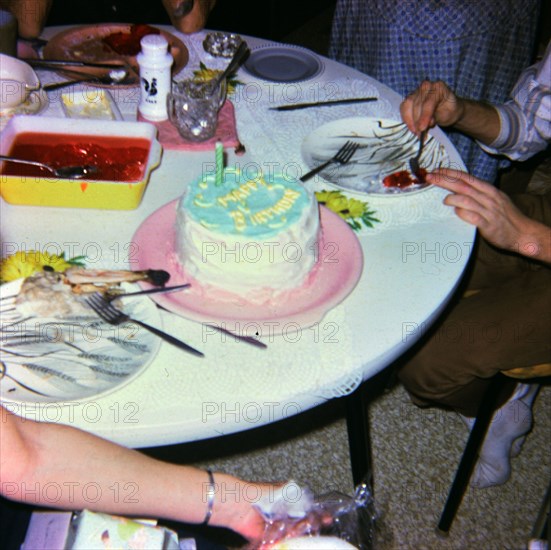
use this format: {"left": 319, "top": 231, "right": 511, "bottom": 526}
{"left": 138, "top": 100, "right": 243, "bottom": 152}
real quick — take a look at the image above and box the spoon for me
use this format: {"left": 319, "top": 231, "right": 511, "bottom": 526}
{"left": 40, "top": 66, "right": 137, "bottom": 91}
{"left": 207, "top": 40, "right": 249, "bottom": 94}
{"left": 23, "top": 58, "right": 131, "bottom": 73}
{"left": 0, "top": 155, "right": 99, "bottom": 179}
{"left": 42, "top": 73, "right": 136, "bottom": 91}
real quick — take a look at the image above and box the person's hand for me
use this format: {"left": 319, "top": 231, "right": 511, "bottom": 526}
{"left": 210, "top": 479, "right": 282, "bottom": 543}
{"left": 258, "top": 510, "right": 335, "bottom": 548}
{"left": 1, "top": 0, "right": 52, "bottom": 39}
{"left": 229, "top": 500, "right": 269, "bottom": 542}
{"left": 162, "top": 0, "right": 215, "bottom": 33}
{"left": 400, "top": 79, "right": 466, "bottom": 136}
{"left": 428, "top": 168, "right": 551, "bottom": 261}
{"left": 222, "top": 481, "right": 332, "bottom": 546}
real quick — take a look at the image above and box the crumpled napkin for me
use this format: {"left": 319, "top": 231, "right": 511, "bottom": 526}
{"left": 254, "top": 481, "right": 314, "bottom": 520}
{"left": 138, "top": 100, "right": 243, "bottom": 152}
{"left": 253, "top": 482, "right": 330, "bottom": 548}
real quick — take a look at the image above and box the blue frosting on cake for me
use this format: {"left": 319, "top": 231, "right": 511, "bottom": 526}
{"left": 182, "top": 168, "right": 312, "bottom": 238}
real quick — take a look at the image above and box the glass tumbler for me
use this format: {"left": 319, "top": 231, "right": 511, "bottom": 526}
{"left": 167, "top": 78, "right": 227, "bottom": 142}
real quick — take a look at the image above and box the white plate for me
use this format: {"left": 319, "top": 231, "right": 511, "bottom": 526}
{"left": 0, "top": 89, "right": 49, "bottom": 130}
{"left": 0, "top": 279, "right": 161, "bottom": 405}
{"left": 243, "top": 45, "right": 324, "bottom": 83}
{"left": 133, "top": 202, "right": 363, "bottom": 333}
{"left": 272, "top": 537, "right": 357, "bottom": 549}
{"left": 301, "top": 117, "right": 450, "bottom": 195}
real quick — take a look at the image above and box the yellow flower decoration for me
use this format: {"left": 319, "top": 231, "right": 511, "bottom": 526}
{"left": 193, "top": 62, "right": 241, "bottom": 95}
{"left": 324, "top": 193, "right": 350, "bottom": 217}
{"left": 313, "top": 190, "right": 334, "bottom": 203}
{"left": 347, "top": 198, "right": 367, "bottom": 218}
{"left": 0, "top": 250, "right": 84, "bottom": 283}
{"left": 315, "top": 190, "right": 379, "bottom": 231}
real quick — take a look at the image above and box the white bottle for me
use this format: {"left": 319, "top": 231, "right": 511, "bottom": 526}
{"left": 137, "top": 34, "right": 173, "bottom": 121}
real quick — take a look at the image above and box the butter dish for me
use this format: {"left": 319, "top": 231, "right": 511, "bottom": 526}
{"left": 61, "top": 85, "right": 123, "bottom": 120}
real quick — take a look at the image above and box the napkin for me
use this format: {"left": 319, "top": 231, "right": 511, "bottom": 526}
{"left": 254, "top": 481, "right": 314, "bottom": 520}
{"left": 138, "top": 100, "right": 244, "bottom": 153}
{"left": 67, "top": 510, "right": 180, "bottom": 550}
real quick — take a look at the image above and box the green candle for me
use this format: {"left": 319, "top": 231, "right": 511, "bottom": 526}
{"left": 215, "top": 141, "right": 224, "bottom": 186}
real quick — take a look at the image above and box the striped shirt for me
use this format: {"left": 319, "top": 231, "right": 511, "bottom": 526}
{"left": 329, "top": 0, "right": 540, "bottom": 182}
{"left": 484, "top": 41, "right": 551, "bottom": 161}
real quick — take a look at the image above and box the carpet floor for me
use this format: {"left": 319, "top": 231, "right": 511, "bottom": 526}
{"left": 182, "top": 380, "right": 550, "bottom": 549}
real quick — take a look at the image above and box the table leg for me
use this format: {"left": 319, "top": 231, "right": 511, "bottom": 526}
{"left": 345, "top": 368, "right": 397, "bottom": 491}
{"left": 345, "top": 382, "right": 373, "bottom": 490}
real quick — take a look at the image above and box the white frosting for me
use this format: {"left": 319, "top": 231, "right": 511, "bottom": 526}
{"left": 175, "top": 170, "right": 320, "bottom": 304}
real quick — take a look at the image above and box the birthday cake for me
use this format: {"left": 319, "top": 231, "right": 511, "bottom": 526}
{"left": 174, "top": 168, "right": 321, "bottom": 303}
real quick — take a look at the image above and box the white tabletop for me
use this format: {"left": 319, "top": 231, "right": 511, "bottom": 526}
{"left": 0, "top": 27, "right": 475, "bottom": 447}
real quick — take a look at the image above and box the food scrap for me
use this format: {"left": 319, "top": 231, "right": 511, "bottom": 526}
{"left": 15, "top": 268, "right": 170, "bottom": 318}
{"left": 383, "top": 168, "right": 427, "bottom": 188}
{"left": 102, "top": 24, "right": 161, "bottom": 56}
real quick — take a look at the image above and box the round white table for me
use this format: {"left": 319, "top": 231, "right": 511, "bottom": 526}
{"left": 0, "top": 27, "right": 475, "bottom": 452}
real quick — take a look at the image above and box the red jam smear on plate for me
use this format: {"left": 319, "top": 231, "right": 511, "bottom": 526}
{"left": 383, "top": 168, "right": 427, "bottom": 188}
{"left": 3, "top": 132, "right": 150, "bottom": 181}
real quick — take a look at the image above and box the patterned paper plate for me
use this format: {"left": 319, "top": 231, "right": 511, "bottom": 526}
{"left": 301, "top": 117, "right": 451, "bottom": 195}
{"left": 0, "top": 280, "right": 161, "bottom": 405}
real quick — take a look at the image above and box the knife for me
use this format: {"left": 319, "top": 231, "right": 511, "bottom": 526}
{"left": 270, "top": 97, "right": 378, "bottom": 111}
{"left": 208, "top": 324, "right": 267, "bottom": 349}
{"left": 114, "top": 285, "right": 266, "bottom": 349}
{"left": 109, "top": 284, "right": 191, "bottom": 300}
{"left": 23, "top": 58, "right": 129, "bottom": 70}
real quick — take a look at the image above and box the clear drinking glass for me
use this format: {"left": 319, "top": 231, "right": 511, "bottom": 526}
{"left": 167, "top": 78, "right": 227, "bottom": 142}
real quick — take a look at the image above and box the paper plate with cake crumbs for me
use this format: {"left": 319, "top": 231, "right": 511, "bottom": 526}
{"left": 43, "top": 24, "right": 189, "bottom": 88}
{"left": 0, "top": 280, "right": 160, "bottom": 405}
{"left": 132, "top": 201, "right": 363, "bottom": 334}
{"left": 301, "top": 117, "right": 451, "bottom": 195}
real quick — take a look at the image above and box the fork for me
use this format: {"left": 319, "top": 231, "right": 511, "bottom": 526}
{"left": 409, "top": 129, "right": 427, "bottom": 181}
{"left": 300, "top": 140, "right": 361, "bottom": 182}
{"left": 111, "top": 286, "right": 266, "bottom": 349}
{"left": 84, "top": 292, "right": 204, "bottom": 357}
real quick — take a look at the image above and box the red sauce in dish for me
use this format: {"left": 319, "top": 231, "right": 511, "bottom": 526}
{"left": 383, "top": 168, "right": 427, "bottom": 188}
{"left": 102, "top": 24, "right": 161, "bottom": 56}
{"left": 2, "top": 132, "right": 150, "bottom": 182}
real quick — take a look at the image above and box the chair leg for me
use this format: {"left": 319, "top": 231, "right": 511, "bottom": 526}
{"left": 531, "top": 478, "right": 551, "bottom": 542}
{"left": 437, "top": 373, "right": 508, "bottom": 535}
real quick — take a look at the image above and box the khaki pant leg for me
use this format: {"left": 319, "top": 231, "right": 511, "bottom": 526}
{"left": 468, "top": 193, "right": 551, "bottom": 290}
{"left": 398, "top": 260, "right": 551, "bottom": 417}
{"left": 398, "top": 193, "right": 551, "bottom": 416}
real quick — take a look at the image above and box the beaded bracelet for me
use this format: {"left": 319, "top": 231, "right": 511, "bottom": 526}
{"left": 202, "top": 469, "right": 215, "bottom": 525}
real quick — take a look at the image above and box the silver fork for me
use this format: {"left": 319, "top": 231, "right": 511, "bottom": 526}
{"left": 112, "top": 286, "right": 266, "bottom": 349}
{"left": 84, "top": 292, "right": 204, "bottom": 357}
{"left": 300, "top": 140, "right": 361, "bottom": 182}
{"left": 409, "top": 129, "right": 427, "bottom": 181}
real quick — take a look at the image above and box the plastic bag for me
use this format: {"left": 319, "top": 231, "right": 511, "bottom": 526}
{"left": 252, "top": 481, "right": 376, "bottom": 549}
